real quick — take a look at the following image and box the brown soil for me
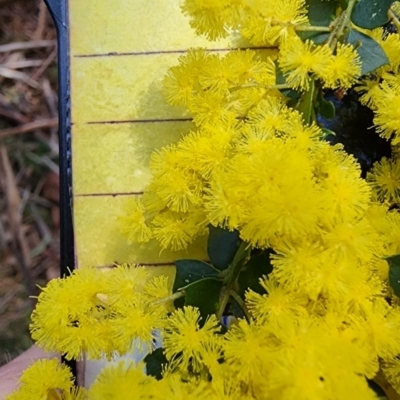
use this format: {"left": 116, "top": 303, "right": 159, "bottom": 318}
{"left": 0, "top": 0, "right": 59, "bottom": 365}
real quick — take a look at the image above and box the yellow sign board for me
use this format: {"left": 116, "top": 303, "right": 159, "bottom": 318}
{"left": 67, "top": 1, "right": 236, "bottom": 271}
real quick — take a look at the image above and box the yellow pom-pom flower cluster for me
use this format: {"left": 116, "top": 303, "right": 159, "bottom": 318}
{"left": 30, "top": 266, "right": 173, "bottom": 360}
{"left": 12, "top": 1, "right": 400, "bottom": 399}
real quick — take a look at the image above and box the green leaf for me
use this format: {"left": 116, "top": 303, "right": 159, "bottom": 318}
{"left": 321, "top": 128, "right": 336, "bottom": 140}
{"left": 228, "top": 295, "right": 247, "bottom": 319}
{"left": 231, "top": 241, "right": 251, "bottom": 271}
{"left": 298, "top": 0, "right": 335, "bottom": 42}
{"left": 275, "top": 63, "right": 301, "bottom": 99}
{"left": 275, "top": 62, "right": 286, "bottom": 85}
{"left": 173, "top": 259, "right": 219, "bottom": 309}
{"left": 237, "top": 249, "right": 274, "bottom": 298}
{"left": 144, "top": 348, "right": 167, "bottom": 380}
{"left": 316, "top": 90, "right": 335, "bottom": 119}
{"left": 296, "top": 75, "right": 316, "bottom": 124}
{"left": 339, "top": 0, "right": 349, "bottom": 10}
{"left": 207, "top": 225, "right": 241, "bottom": 271}
{"left": 173, "top": 259, "right": 219, "bottom": 292}
{"left": 351, "top": 0, "right": 392, "bottom": 29}
{"left": 305, "top": 0, "right": 336, "bottom": 26}
{"left": 300, "top": 32, "right": 330, "bottom": 44}
{"left": 367, "top": 378, "right": 388, "bottom": 398}
{"left": 347, "top": 29, "right": 390, "bottom": 75}
{"left": 387, "top": 254, "right": 400, "bottom": 297}
{"left": 184, "top": 277, "right": 223, "bottom": 319}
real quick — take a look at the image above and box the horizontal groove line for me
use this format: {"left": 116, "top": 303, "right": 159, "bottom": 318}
{"left": 74, "top": 191, "right": 143, "bottom": 197}
{"left": 73, "top": 46, "right": 277, "bottom": 58}
{"left": 95, "top": 259, "right": 210, "bottom": 268}
{"left": 96, "top": 262, "right": 175, "bottom": 269}
{"left": 85, "top": 117, "right": 193, "bottom": 125}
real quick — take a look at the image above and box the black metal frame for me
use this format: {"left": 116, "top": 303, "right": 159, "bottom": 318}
{"left": 43, "top": 0, "right": 76, "bottom": 375}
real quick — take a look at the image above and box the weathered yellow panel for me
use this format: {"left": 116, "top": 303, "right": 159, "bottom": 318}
{"left": 72, "top": 121, "right": 194, "bottom": 195}
{"left": 69, "top": 0, "right": 231, "bottom": 55}
{"left": 69, "top": 0, "right": 220, "bottom": 270}
{"left": 73, "top": 195, "right": 207, "bottom": 268}
{"left": 70, "top": 54, "right": 191, "bottom": 123}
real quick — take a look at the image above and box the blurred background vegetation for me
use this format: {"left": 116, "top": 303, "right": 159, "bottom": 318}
{"left": 0, "top": 0, "right": 59, "bottom": 364}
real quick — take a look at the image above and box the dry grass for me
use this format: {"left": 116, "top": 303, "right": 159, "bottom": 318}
{"left": 0, "top": 0, "right": 59, "bottom": 365}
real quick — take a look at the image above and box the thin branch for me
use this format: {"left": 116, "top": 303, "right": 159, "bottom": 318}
{"left": 327, "top": 0, "right": 357, "bottom": 50}
{"left": 293, "top": 25, "right": 331, "bottom": 32}
{"left": 1, "top": 60, "right": 43, "bottom": 69}
{"left": 150, "top": 291, "right": 184, "bottom": 306}
{"left": 0, "top": 66, "right": 41, "bottom": 89}
{"left": 373, "top": 369, "right": 400, "bottom": 400}
{"left": 0, "top": 40, "right": 56, "bottom": 53}
{"left": 0, "top": 107, "right": 29, "bottom": 124}
{"left": 229, "top": 290, "right": 252, "bottom": 322}
{"left": 0, "top": 118, "right": 58, "bottom": 139}
{"left": 389, "top": 9, "right": 400, "bottom": 32}
{"left": 230, "top": 83, "right": 291, "bottom": 92}
{"left": 31, "top": 48, "right": 57, "bottom": 81}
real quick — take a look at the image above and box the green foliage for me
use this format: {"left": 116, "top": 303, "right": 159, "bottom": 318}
{"left": 351, "top": 0, "right": 393, "bottom": 29}
{"left": 173, "top": 259, "right": 219, "bottom": 308}
{"left": 173, "top": 235, "right": 253, "bottom": 320}
{"left": 298, "top": 0, "right": 335, "bottom": 42}
{"left": 173, "top": 260, "right": 219, "bottom": 292}
{"left": 321, "top": 128, "right": 336, "bottom": 140}
{"left": 316, "top": 89, "right": 335, "bottom": 119}
{"left": 237, "top": 250, "right": 274, "bottom": 297}
{"left": 386, "top": 254, "right": 400, "bottom": 297}
{"left": 347, "top": 29, "right": 390, "bottom": 75}
{"left": 305, "top": 0, "right": 336, "bottom": 26}
{"left": 296, "top": 75, "right": 316, "bottom": 124}
{"left": 207, "top": 226, "right": 241, "bottom": 271}
{"left": 144, "top": 348, "right": 168, "bottom": 380}
{"left": 183, "top": 278, "right": 223, "bottom": 319}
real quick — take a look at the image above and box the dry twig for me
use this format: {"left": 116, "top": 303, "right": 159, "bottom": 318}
{"left": 0, "top": 40, "right": 55, "bottom": 53}
{"left": 1, "top": 60, "right": 42, "bottom": 69}
{"left": 0, "top": 144, "right": 35, "bottom": 295}
{"left": 0, "top": 66, "right": 40, "bottom": 88}
{"left": 30, "top": 47, "right": 57, "bottom": 81}
{"left": 0, "top": 118, "right": 58, "bottom": 139}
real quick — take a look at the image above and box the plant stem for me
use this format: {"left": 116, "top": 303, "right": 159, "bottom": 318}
{"left": 271, "top": 20, "right": 331, "bottom": 32}
{"left": 47, "top": 389, "right": 63, "bottom": 400}
{"left": 229, "top": 290, "right": 252, "bottom": 322}
{"left": 217, "top": 242, "right": 251, "bottom": 320}
{"left": 338, "top": 0, "right": 357, "bottom": 35}
{"left": 373, "top": 369, "right": 400, "bottom": 400}
{"left": 293, "top": 25, "right": 331, "bottom": 32}
{"left": 217, "top": 287, "right": 230, "bottom": 321}
{"left": 389, "top": 8, "right": 400, "bottom": 33}
{"left": 150, "top": 291, "right": 184, "bottom": 306}
{"left": 327, "top": 0, "right": 357, "bottom": 50}
{"left": 230, "top": 83, "right": 291, "bottom": 92}
{"left": 223, "top": 242, "right": 250, "bottom": 286}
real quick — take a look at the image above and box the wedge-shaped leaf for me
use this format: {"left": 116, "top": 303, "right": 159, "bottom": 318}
{"left": 237, "top": 250, "right": 274, "bottom": 297}
{"left": 317, "top": 90, "right": 335, "bottom": 119}
{"left": 347, "top": 29, "right": 389, "bottom": 75}
{"left": 305, "top": 0, "right": 336, "bottom": 26}
{"left": 173, "top": 259, "right": 218, "bottom": 292}
{"left": 296, "top": 75, "right": 316, "bottom": 124}
{"left": 321, "top": 128, "right": 336, "bottom": 140}
{"left": 207, "top": 225, "right": 241, "bottom": 271}
{"left": 144, "top": 348, "right": 167, "bottom": 380}
{"left": 387, "top": 254, "right": 400, "bottom": 297}
{"left": 184, "top": 277, "right": 223, "bottom": 320}
{"left": 351, "top": 0, "right": 392, "bottom": 29}
{"left": 298, "top": 0, "right": 335, "bottom": 42}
